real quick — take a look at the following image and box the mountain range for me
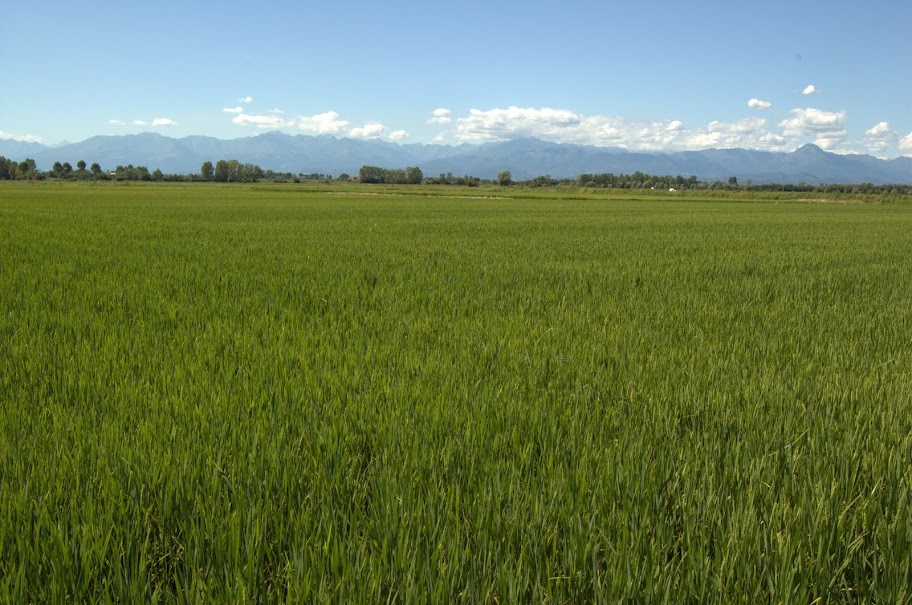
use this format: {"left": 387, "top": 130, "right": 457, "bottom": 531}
{"left": 2, "top": 132, "right": 911, "bottom": 184}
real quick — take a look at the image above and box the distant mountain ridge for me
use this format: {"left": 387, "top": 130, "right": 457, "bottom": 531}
{"left": 2, "top": 132, "right": 911, "bottom": 184}
{"left": 0, "top": 138, "right": 46, "bottom": 158}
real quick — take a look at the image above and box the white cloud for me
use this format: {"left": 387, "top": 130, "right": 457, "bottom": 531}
{"left": 350, "top": 123, "right": 386, "bottom": 139}
{"left": 456, "top": 106, "right": 581, "bottom": 142}
{"left": 152, "top": 118, "right": 177, "bottom": 127}
{"left": 132, "top": 120, "right": 147, "bottom": 126}
{"left": 240, "top": 96, "right": 254, "bottom": 103}
{"left": 801, "top": 84, "right": 818, "bottom": 95}
{"left": 452, "top": 106, "right": 787, "bottom": 151}
{"left": 779, "top": 108, "right": 847, "bottom": 149}
{"left": 0, "top": 130, "right": 43, "bottom": 143}
{"left": 109, "top": 119, "right": 126, "bottom": 126}
{"left": 232, "top": 113, "right": 286, "bottom": 129}
{"left": 747, "top": 98, "right": 772, "bottom": 109}
{"left": 863, "top": 121, "right": 898, "bottom": 153}
{"left": 428, "top": 108, "right": 452, "bottom": 125}
{"left": 291, "top": 111, "right": 349, "bottom": 134}
{"left": 811, "top": 137, "right": 840, "bottom": 151}
{"left": 231, "top": 110, "right": 404, "bottom": 141}
{"left": 686, "top": 117, "right": 786, "bottom": 149}
{"left": 866, "top": 122, "right": 893, "bottom": 137}
{"left": 222, "top": 106, "right": 243, "bottom": 114}
{"left": 898, "top": 131, "right": 912, "bottom": 152}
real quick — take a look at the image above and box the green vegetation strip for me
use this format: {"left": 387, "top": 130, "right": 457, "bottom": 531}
{"left": 1, "top": 183, "right": 911, "bottom": 602}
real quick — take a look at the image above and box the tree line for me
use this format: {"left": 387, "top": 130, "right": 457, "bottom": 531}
{"left": 0, "top": 157, "right": 38, "bottom": 180}
{"left": 2, "top": 155, "right": 911, "bottom": 195}
{"left": 0, "top": 157, "right": 288, "bottom": 183}
{"left": 358, "top": 165, "right": 424, "bottom": 184}
{"left": 198, "top": 160, "right": 267, "bottom": 183}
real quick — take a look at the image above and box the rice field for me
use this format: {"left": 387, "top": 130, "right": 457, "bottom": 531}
{"left": 1, "top": 182, "right": 911, "bottom": 602}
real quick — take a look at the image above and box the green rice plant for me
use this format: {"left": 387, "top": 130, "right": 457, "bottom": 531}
{"left": 0, "top": 182, "right": 910, "bottom": 602}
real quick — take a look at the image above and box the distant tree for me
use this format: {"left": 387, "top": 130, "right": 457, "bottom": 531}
{"left": 359, "top": 165, "right": 385, "bottom": 184}
{"left": 52, "top": 161, "right": 64, "bottom": 178}
{"left": 152, "top": 168, "right": 164, "bottom": 181}
{"left": 386, "top": 168, "right": 406, "bottom": 184}
{"left": 247, "top": 164, "right": 265, "bottom": 182}
{"left": 337, "top": 173, "right": 350, "bottom": 181}
{"left": 90, "top": 162, "right": 102, "bottom": 177}
{"left": 200, "top": 161, "right": 214, "bottom": 181}
{"left": 405, "top": 166, "right": 423, "bottom": 184}
{"left": 0, "top": 156, "right": 11, "bottom": 179}
{"left": 497, "top": 170, "right": 512, "bottom": 186}
{"left": 226, "top": 160, "right": 240, "bottom": 182}
{"left": 530, "top": 174, "right": 557, "bottom": 188}
{"left": 62, "top": 162, "right": 73, "bottom": 177}
{"left": 77, "top": 160, "right": 87, "bottom": 171}
{"left": 728, "top": 176, "right": 738, "bottom": 186}
{"left": 214, "top": 160, "right": 229, "bottom": 182}
{"left": 237, "top": 163, "right": 252, "bottom": 182}
{"left": 17, "top": 159, "right": 36, "bottom": 178}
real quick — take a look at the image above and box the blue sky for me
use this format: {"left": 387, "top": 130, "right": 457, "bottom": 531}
{"left": 3, "top": 0, "right": 910, "bottom": 156}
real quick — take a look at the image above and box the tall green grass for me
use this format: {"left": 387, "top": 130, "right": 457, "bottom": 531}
{"left": 1, "top": 182, "right": 910, "bottom": 602}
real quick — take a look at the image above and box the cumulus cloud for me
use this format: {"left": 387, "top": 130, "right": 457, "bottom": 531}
{"left": 802, "top": 84, "right": 818, "bottom": 95}
{"left": 132, "top": 120, "right": 147, "bottom": 126}
{"left": 687, "top": 118, "right": 786, "bottom": 149}
{"left": 898, "top": 131, "right": 912, "bottom": 153}
{"left": 152, "top": 118, "right": 177, "bottom": 127}
{"left": 451, "top": 106, "right": 787, "bottom": 151}
{"left": 456, "top": 106, "right": 581, "bottom": 142}
{"left": 291, "top": 111, "right": 350, "bottom": 135}
{"left": 231, "top": 109, "right": 404, "bottom": 140}
{"left": 240, "top": 96, "right": 254, "bottom": 103}
{"left": 349, "top": 123, "right": 386, "bottom": 139}
{"left": 222, "top": 106, "right": 243, "bottom": 114}
{"left": 428, "top": 108, "right": 452, "bottom": 125}
{"left": 109, "top": 119, "right": 125, "bottom": 126}
{"left": 232, "top": 113, "right": 286, "bottom": 128}
{"left": 748, "top": 98, "right": 772, "bottom": 109}
{"left": 779, "top": 107, "right": 847, "bottom": 149}
{"left": 863, "top": 122, "right": 898, "bottom": 153}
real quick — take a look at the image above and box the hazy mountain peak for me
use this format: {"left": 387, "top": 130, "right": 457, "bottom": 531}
{"left": 793, "top": 143, "right": 825, "bottom": 155}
